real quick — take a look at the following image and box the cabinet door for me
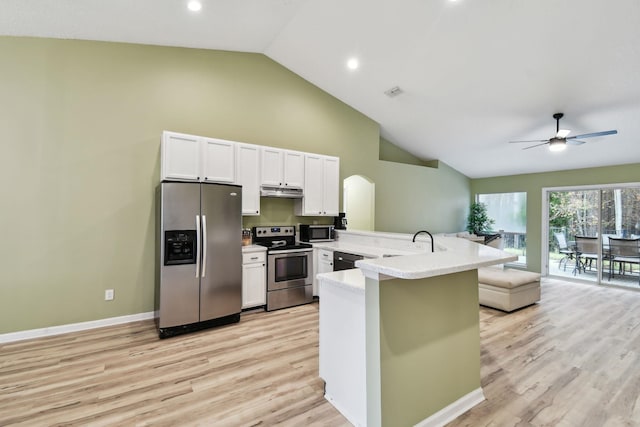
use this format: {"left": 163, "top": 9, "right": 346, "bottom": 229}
{"left": 302, "top": 154, "right": 324, "bottom": 215}
{"left": 284, "top": 150, "right": 305, "bottom": 188}
{"left": 202, "top": 138, "right": 235, "bottom": 183}
{"left": 261, "top": 147, "right": 284, "bottom": 186}
{"left": 318, "top": 250, "right": 334, "bottom": 274}
{"left": 161, "top": 131, "right": 200, "bottom": 181}
{"left": 313, "top": 249, "right": 333, "bottom": 296}
{"left": 242, "top": 262, "right": 266, "bottom": 309}
{"left": 322, "top": 157, "right": 340, "bottom": 216}
{"left": 236, "top": 143, "right": 261, "bottom": 215}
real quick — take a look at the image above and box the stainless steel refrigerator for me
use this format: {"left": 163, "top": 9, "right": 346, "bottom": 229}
{"left": 156, "top": 181, "right": 242, "bottom": 338}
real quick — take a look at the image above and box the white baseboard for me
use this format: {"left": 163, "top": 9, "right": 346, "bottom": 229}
{"left": 414, "top": 388, "right": 485, "bottom": 427}
{"left": 0, "top": 311, "right": 156, "bottom": 344}
{"left": 324, "top": 393, "right": 364, "bottom": 427}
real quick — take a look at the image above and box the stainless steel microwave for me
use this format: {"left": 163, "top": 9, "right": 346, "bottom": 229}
{"left": 299, "top": 224, "right": 335, "bottom": 242}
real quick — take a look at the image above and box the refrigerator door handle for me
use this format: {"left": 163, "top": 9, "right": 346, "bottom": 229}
{"left": 195, "top": 215, "right": 201, "bottom": 278}
{"left": 201, "top": 214, "right": 207, "bottom": 278}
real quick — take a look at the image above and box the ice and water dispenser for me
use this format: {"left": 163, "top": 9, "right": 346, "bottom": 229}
{"left": 164, "top": 230, "right": 197, "bottom": 266}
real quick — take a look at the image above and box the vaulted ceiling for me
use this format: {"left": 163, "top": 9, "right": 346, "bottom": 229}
{"left": 2, "top": 0, "right": 640, "bottom": 178}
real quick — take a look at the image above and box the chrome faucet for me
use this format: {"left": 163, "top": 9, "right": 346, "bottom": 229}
{"left": 412, "top": 230, "right": 435, "bottom": 252}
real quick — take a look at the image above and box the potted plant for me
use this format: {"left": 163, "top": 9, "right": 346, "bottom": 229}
{"left": 466, "top": 202, "right": 495, "bottom": 235}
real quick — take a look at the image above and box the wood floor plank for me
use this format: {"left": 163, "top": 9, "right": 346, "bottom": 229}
{"left": 3, "top": 279, "right": 640, "bottom": 426}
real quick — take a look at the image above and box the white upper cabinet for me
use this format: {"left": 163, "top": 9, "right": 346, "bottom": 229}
{"left": 296, "top": 154, "right": 340, "bottom": 216}
{"left": 202, "top": 138, "right": 235, "bottom": 183}
{"left": 162, "top": 131, "right": 339, "bottom": 216}
{"left": 300, "top": 154, "right": 324, "bottom": 214}
{"left": 161, "top": 131, "right": 200, "bottom": 181}
{"left": 236, "top": 143, "right": 261, "bottom": 216}
{"left": 322, "top": 156, "right": 340, "bottom": 216}
{"left": 161, "top": 131, "right": 235, "bottom": 183}
{"left": 260, "top": 147, "right": 284, "bottom": 186}
{"left": 260, "top": 147, "right": 305, "bottom": 188}
{"left": 283, "top": 150, "right": 305, "bottom": 188}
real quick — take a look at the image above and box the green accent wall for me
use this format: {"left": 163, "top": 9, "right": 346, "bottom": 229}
{"left": 471, "top": 163, "right": 640, "bottom": 273}
{"left": 366, "top": 271, "right": 481, "bottom": 425}
{"left": 0, "top": 36, "right": 470, "bottom": 334}
{"left": 379, "top": 137, "right": 438, "bottom": 168}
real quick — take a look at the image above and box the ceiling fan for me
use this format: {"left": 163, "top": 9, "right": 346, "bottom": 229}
{"left": 509, "top": 113, "right": 617, "bottom": 151}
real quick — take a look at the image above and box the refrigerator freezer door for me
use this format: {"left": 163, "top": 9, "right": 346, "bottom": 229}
{"left": 159, "top": 182, "right": 201, "bottom": 329}
{"left": 200, "top": 183, "right": 243, "bottom": 321}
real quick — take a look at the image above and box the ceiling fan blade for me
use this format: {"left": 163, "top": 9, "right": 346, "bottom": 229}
{"left": 509, "top": 139, "right": 549, "bottom": 144}
{"left": 556, "top": 129, "right": 571, "bottom": 138}
{"left": 568, "top": 130, "right": 617, "bottom": 139}
{"left": 567, "top": 139, "right": 586, "bottom": 145}
{"left": 522, "top": 142, "right": 550, "bottom": 150}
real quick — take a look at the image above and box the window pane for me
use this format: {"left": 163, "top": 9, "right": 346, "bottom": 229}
{"left": 478, "top": 192, "right": 527, "bottom": 264}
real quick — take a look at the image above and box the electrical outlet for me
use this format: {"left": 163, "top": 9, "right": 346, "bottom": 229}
{"left": 105, "top": 289, "right": 114, "bottom": 301}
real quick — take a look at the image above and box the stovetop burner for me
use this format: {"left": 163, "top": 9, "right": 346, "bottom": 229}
{"left": 251, "top": 225, "right": 312, "bottom": 252}
{"left": 256, "top": 242, "right": 313, "bottom": 251}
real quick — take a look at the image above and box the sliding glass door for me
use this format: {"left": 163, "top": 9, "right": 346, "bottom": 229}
{"left": 545, "top": 185, "right": 640, "bottom": 288}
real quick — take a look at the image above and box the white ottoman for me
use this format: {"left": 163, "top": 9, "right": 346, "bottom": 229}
{"left": 478, "top": 267, "right": 541, "bottom": 312}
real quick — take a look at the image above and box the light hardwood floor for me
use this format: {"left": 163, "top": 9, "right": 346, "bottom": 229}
{"left": 2, "top": 279, "right": 640, "bottom": 426}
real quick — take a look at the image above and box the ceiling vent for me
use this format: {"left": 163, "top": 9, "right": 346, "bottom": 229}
{"left": 384, "top": 86, "right": 403, "bottom": 98}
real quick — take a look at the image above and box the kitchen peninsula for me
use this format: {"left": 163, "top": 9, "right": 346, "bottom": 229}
{"left": 317, "top": 231, "right": 516, "bottom": 427}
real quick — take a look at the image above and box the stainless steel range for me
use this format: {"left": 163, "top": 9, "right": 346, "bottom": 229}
{"left": 252, "top": 226, "right": 313, "bottom": 311}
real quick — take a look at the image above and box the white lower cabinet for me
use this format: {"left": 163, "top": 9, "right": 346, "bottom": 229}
{"left": 314, "top": 249, "right": 334, "bottom": 296}
{"left": 242, "top": 251, "right": 266, "bottom": 309}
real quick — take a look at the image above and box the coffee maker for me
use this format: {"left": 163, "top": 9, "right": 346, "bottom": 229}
{"left": 334, "top": 212, "right": 347, "bottom": 230}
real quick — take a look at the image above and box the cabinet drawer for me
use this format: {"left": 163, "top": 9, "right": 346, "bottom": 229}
{"left": 243, "top": 252, "right": 266, "bottom": 264}
{"left": 318, "top": 249, "right": 333, "bottom": 261}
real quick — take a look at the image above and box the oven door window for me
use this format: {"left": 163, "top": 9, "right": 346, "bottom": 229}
{"left": 274, "top": 255, "right": 308, "bottom": 282}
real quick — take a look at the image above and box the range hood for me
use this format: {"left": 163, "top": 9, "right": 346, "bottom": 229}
{"left": 260, "top": 185, "right": 303, "bottom": 199}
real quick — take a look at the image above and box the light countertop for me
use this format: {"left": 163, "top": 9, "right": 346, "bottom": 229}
{"left": 312, "top": 241, "right": 421, "bottom": 258}
{"left": 241, "top": 244, "right": 267, "bottom": 253}
{"left": 317, "top": 230, "right": 516, "bottom": 282}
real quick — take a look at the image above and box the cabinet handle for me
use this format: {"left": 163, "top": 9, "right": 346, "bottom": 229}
{"left": 256, "top": 210, "right": 258, "bottom": 213}
{"left": 251, "top": 256, "right": 258, "bottom": 260}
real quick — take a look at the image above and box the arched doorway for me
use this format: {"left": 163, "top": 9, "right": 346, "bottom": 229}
{"left": 343, "top": 175, "right": 375, "bottom": 231}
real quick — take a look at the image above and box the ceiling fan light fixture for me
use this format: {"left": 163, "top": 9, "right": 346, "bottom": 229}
{"left": 549, "top": 139, "right": 566, "bottom": 152}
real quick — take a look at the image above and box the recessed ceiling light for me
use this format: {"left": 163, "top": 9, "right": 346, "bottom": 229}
{"left": 347, "top": 58, "right": 359, "bottom": 70}
{"left": 187, "top": 0, "right": 202, "bottom": 12}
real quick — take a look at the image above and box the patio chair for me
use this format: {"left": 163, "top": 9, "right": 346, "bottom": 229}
{"left": 554, "top": 232, "right": 574, "bottom": 271}
{"left": 574, "top": 236, "right": 599, "bottom": 275}
{"left": 608, "top": 238, "right": 640, "bottom": 284}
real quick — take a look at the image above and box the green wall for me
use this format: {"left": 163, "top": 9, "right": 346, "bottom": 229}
{"left": 0, "top": 36, "right": 470, "bottom": 334}
{"left": 365, "top": 271, "right": 481, "bottom": 425}
{"left": 471, "top": 163, "right": 640, "bottom": 273}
